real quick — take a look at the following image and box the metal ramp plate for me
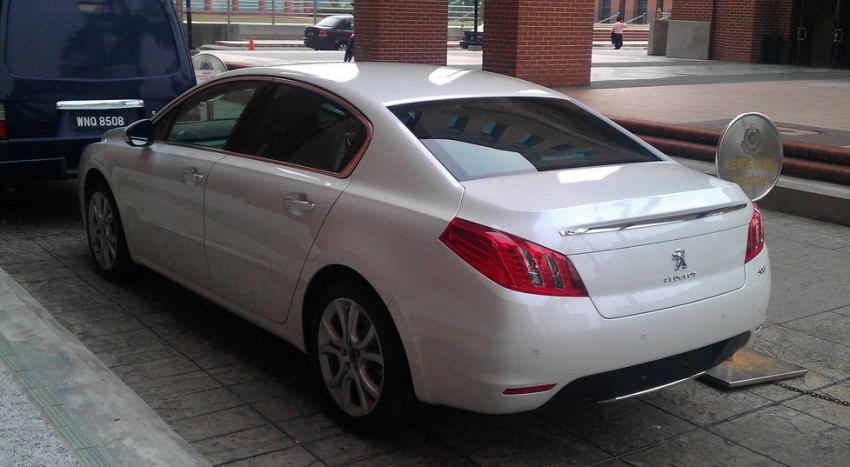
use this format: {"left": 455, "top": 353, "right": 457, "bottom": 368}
{"left": 701, "top": 347, "right": 807, "bottom": 388}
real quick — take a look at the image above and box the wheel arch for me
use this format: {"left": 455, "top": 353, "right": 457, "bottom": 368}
{"left": 301, "top": 265, "right": 378, "bottom": 352}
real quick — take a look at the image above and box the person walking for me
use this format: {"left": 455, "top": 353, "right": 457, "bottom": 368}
{"left": 611, "top": 16, "right": 626, "bottom": 50}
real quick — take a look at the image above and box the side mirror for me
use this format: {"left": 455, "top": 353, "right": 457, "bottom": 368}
{"left": 123, "top": 119, "right": 155, "bottom": 147}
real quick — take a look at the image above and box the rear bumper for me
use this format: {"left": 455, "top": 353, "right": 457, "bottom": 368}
{"left": 390, "top": 244, "right": 771, "bottom": 414}
{"left": 0, "top": 157, "right": 74, "bottom": 182}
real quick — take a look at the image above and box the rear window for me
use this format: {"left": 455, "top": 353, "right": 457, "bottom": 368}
{"left": 5, "top": 0, "right": 180, "bottom": 79}
{"left": 389, "top": 97, "right": 661, "bottom": 181}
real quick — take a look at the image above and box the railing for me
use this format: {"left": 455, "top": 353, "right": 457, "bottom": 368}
{"left": 626, "top": 13, "right": 646, "bottom": 25}
{"left": 174, "top": 0, "right": 353, "bottom": 24}
{"left": 175, "top": 1, "right": 481, "bottom": 25}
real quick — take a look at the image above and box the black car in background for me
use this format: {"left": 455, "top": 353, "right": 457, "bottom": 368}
{"left": 460, "top": 24, "right": 484, "bottom": 49}
{"left": 304, "top": 14, "right": 354, "bottom": 50}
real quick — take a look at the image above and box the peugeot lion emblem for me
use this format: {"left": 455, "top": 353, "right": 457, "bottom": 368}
{"left": 672, "top": 249, "right": 687, "bottom": 271}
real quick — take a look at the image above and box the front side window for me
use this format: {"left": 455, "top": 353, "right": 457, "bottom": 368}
{"left": 389, "top": 97, "right": 661, "bottom": 181}
{"left": 154, "top": 80, "right": 261, "bottom": 149}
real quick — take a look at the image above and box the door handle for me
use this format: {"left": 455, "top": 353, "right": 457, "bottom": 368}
{"left": 283, "top": 192, "right": 315, "bottom": 213}
{"left": 181, "top": 167, "right": 204, "bottom": 186}
{"left": 835, "top": 28, "right": 844, "bottom": 43}
{"left": 797, "top": 27, "right": 808, "bottom": 41}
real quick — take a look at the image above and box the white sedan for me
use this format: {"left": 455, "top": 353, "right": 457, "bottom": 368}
{"left": 78, "top": 63, "right": 771, "bottom": 434}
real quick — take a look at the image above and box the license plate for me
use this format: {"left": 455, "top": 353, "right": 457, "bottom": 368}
{"left": 69, "top": 110, "right": 130, "bottom": 132}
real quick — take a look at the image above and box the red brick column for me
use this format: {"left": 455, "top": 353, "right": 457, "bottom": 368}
{"left": 670, "top": 0, "right": 715, "bottom": 21}
{"left": 353, "top": 0, "right": 447, "bottom": 65}
{"left": 482, "top": 0, "right": 594, "bottom": 88}
{"left": 674, "top": 0, "right": 795, "bottom": 64}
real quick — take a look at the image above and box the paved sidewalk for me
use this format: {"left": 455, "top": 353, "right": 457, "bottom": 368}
{"left": 2, "top": 49, "right": 850, "bottom": 465}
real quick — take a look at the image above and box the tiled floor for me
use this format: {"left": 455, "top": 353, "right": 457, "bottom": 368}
{"left": 2, "top": 180, "right": 850, "bottom": 466}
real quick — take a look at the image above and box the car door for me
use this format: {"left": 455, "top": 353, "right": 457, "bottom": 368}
{"left": 117, "top": 79, "right": 267, "bottom": 290}
{"left": 204, "top": 80, "right": 369, "bottom": 323}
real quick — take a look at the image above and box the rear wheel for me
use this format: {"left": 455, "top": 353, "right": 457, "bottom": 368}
{"left": 85, "top": 179, "right": 133, "bottom": 280}
{"left": 310, "top": 281, "right": 416, "bottom": 434}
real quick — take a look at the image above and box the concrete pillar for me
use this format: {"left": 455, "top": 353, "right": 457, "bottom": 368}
{"left": 353, "top": 0, "right": 447, "bottom": 65}
{"left": 482, "top": 0, "right": 594, "bottom": 88}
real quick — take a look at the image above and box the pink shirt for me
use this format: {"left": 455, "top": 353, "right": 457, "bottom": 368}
{"left": 612, "top": 21, "right": 626, "bottom": 34}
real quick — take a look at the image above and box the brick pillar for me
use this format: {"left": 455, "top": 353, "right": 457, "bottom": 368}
{"left": 712, "top": 0, "right": 794, "bottom": 64}
{"left": 482, "top": 0, "right": 594, "bottom": 88}
{"left": 670, "top": 0, "right": 715, "bottom": 21}
{"left": 353, "top": 0, "right": 447, "bottom": 65}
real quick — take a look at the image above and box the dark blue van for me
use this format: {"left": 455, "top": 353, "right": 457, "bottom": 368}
{"left": 0, "top": 0, "right": 196, "bottom": 182}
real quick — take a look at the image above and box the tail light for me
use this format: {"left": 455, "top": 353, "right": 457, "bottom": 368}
{"left": 319, "top": 30, "right": 328, "bottom": 38}
{"left": 745, "top": 203, "right": 764, "bottom": 263}
{"left": 440, "top": 218, "right": 588, "bottom": 297}
{"left": 0, "top": 102, "right": 6, "bottom": 139}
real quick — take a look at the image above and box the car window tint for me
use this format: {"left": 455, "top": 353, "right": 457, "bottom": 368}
{"left": 157, "top": 81, "right": 260, "bottom": 149}
{"left": 5, "top": 0, "right": 179, "bottom": 79}
{"left": 389, "top": 97, "right": 661, "bottom": 181}
{"left": 231, "top": 83, "right": 366, "bottom": 174}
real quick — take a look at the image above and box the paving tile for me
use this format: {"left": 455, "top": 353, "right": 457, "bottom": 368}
{"left": 638, "top": 379, "right": 773, "bottom": 427}
{"left": 94, "top": 341, "right": 184, "bottom": 368}
{"left": 539, "top": 398, "right": 697, "bottom": 455}
{"left": 709, "top": 405, "right": 850, "bottom": 465}
{"left": 127, "top": 370, "right": 223, "bottom": 402}
{"left": 147, "top": 387, "right": 245, "bottom": 423}
{"left": 622, "top": 428, "right": 782, "bottom": 466}
{"left": 781, "top": 381, "right": 850, "bottom": 429}
{"left": 15, "top": 277, "right": 105, "bottom": 306}
{"left": 0, "top": 259, "right": 77, "bottom": 283}
{"left": 783, "top": 311, "right": 850, "bottom": 347}
{"left": 753, "top": 326, "right": 850, "bottom": 381}
{"left": 192, "top": 424, "right": 294, "bottom": 465}
{"left": 53, "top": 313, "right": 146, "bottom": 339}
{"left": 219, "top": 445, "right": 322, "bottom": 467}
{"left": 252, "top": 393, "right": 324, "bottom": 424}
{"left": 109, "top": 355, "right": 202, "bottom": 385}
{"left": 274, "top": 412, "right": 348, "bottom": 444}
{"left": 77, "top": 327, "right": 163, "bottom": 354}
{"left": 299, "top": 429, "right": 417, "bottom": 466}
{"left": 415, "top": 408, "right": 610, "bottom": 466}
{"left": 171, "top": 405, "right": 268, "bottom": 443}
{"left": 228, "top": 377, "right": 304, "bottom": 405}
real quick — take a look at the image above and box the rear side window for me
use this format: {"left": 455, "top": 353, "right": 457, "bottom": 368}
{"left": 389, "top": 97, "right": 661, "bottom": 181}
{"left": 5, "top": 0, "right": 180, "bottom": 79}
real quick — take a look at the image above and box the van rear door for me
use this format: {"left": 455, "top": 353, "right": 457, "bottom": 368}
{"left": 0, "top": 0, "right": 195, "bottom": 181}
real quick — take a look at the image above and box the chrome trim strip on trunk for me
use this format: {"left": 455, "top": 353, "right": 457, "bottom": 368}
{"left": 56, "top": 99, "right": 145, "bottom": 110}
{"left": 560, "top": 203, "right": 749, "bottom": 236}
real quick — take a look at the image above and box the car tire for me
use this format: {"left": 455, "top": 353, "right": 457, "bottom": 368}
{"left": 310, "top": 280, "right": 416, "bottom": 434}
{"left": 337, "top": 41, "right": 348, "bottom": 51}
{"left": 85, "top": 179, "right": 134, "bottom": 281}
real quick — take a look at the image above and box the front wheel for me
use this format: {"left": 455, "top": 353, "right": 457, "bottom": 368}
{"left": 310, "top": 281, "right": 416, "bottom": 434}
{"left": 85, "top": 179, "right": 134, "bottom": 281}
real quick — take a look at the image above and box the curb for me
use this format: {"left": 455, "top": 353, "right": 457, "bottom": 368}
{"left": 0, "top": 268, "right": 210, "bottom": 466}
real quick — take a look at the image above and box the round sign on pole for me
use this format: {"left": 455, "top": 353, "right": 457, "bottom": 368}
{"left": 192, "top": 53, "right": 228, "bottom": 83}
{"left": 715, "top": 112, "right": 783, "bottom": 201}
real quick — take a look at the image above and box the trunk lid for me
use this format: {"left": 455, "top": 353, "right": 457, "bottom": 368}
{"left": 457, "top": 162, "right": 754, "bottom": 318}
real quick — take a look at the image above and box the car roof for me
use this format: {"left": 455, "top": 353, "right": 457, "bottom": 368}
{"left": 217, "top": 62, "right": 563, "bottom": 107}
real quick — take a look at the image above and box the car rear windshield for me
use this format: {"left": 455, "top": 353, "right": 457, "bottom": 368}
{"left": 4, "top": 0, "right": 180, "bottom": 79}
{"left": 389, "top": 97, "right": 661, "bottom": 181}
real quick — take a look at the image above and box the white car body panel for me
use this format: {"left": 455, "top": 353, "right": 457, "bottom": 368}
{"left": 204, "top": 156, "right": 350, "bottom": 323}
{"left": 78, "top": 63, "right": 772, "bottom": 418}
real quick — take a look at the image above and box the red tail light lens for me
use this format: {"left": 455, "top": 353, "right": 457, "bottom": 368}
{"left": 745, "top": 203, "right": 764, "bottom": 263}
{"left": 440, "top": 218, "right": 588, "bottom": 297}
